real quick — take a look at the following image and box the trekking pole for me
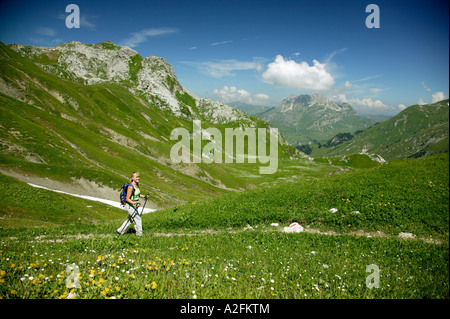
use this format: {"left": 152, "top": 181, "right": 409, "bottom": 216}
{"left": 139, "top": 195, "right": 149, "bottom": 233}
{"left": 126, "top": 195, "right": 149, "bottom": 235}
{"left": 140, "top": 195, "right": 149, "bottom": 216}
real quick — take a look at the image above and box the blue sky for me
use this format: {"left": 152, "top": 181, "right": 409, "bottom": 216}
{"left": 0, "top": 0, "right": 448, "bottom": 115}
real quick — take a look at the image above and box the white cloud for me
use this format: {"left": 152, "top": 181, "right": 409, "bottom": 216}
{"left": 431, "top": 91, "right": 447, "bottom": 103}
{"left": 183, "top": 59, "right": 263, "bottom": 78}
{"left": 213, "top": 86, "right": 250, "bottom": 103}
{"left": 352, "top": 74, "right": 383, "bottom": 83}
{"left": 335, "top": 94, "right": 400, "bottom": 114}
{"left": 262, "top": 55, "right": 335, "bottom": 90}
{"left": 343, "top": 75, "right": 386, "bottom": 97}
{"left": 420, "top": 81, "right": 447, "bottom": 104}
{"left": 369, "top": 87, "right": 388, "bottom": 94}
{"left": 324, "top": 48, "right": 347, "bottom": 64}
{"left": 422, "top": 81, "right": 432, "bottom": 92}
{"left": 29, "top": 36, "right": 63, "bottom": 46}
{"left": 55, "top": 12, "right": 97, "bottom": 31}
{"left": 211, "top": 40, "right": 233, "bottom": 46}
{"left": 80, "top": 15, "right": 97, "bottom": 31}
{"left": 418, "top": 91, "right": 448, "bottom": 105}
{"left": 350, "top": 98, "right": 389, "bottom": 110}
{"left": 213, "top": 86, "right": 270, "bottom": 105}
{"left": 121, "top": 28, "right": 179, "bottom": 48}
{"left": 35, "top": 27, "right": 56, "bottom": 37}
{"left": 254, "top": 93, "right": 269, "bottom": 100}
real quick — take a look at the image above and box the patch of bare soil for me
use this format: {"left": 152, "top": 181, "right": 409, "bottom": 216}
{"left": 0, "top": 168, "right": 118, "bottom": 201}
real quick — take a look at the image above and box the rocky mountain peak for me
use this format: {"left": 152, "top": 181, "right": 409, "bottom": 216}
{"left": 261, "top": 93, "right": 375, "bottom": 145}
{"left": 280, "top": 93, "right": 345, "bottom": 112}
{"left": 7, "top": 41, "right": 253, "bottom": 124}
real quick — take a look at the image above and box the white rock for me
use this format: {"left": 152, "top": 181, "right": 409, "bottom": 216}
{"left": 283, "top": 222, "right": 304, "bottom": 233}
{"left": 398, "top": 232, "right": 416, "bottom": 239}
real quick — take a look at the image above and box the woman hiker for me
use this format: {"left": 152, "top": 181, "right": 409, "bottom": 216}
{"left": 116, "top": 172, "right": 149, "bottom": 236}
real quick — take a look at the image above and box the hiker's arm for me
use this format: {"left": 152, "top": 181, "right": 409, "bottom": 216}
{"left": 126, "top": 186, "right": 138, "bottom": 206}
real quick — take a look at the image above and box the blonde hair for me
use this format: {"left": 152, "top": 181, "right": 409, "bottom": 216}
{"left": 130, "top": 172, "right": 140, "bottom": 183}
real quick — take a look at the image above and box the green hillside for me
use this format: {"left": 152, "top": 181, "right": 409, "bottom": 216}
{"left": 0, "top": 41, "right": 326, "bottom": 209}
{"left": 149, "top": 153, "right": 449, "bottom": 238}
{"left": 0, "top": 172, "right": 125, "bottom": 228}
{"left": 310, "top": 100, "right": 449, "bottom": 160}
{"left": 1, "top": 41, "right": 448, "bottom": 300}
{"left": 1, "top": 154, "right": 448, "bottom": 299}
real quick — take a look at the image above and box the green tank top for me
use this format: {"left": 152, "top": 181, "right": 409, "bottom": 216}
{"left": 127, "top": 184, "right": 141, "bottom": 206}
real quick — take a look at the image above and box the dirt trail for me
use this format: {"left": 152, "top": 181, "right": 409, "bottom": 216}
{"left": 30, "top": 225, "right": 444, "bottom": 245}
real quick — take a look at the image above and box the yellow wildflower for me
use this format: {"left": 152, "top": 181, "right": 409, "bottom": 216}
{"left": 101, "top": 287, "right": 110, "bottom": 296}
{"left": 58, "top": 292, "right": 68, "bottom": 299}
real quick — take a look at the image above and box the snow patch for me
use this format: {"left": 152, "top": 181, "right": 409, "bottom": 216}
{"left": 27, "top": 183, "right": 155, "bottom": 214}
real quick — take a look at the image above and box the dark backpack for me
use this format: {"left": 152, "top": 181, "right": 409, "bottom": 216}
{"left": 119, "top": 183, "right": 135, "bottom": 205}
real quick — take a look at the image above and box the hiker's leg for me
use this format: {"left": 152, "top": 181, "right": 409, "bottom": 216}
{"left": 117, "top": 217, "right": 131, "bottom": 235}
{"left": 116, "top": 205, "right": 134, "bottom": 235}
{"left": 128, "top": 205, "right": 142, "bottom": 236}
{"left": 134, "top": 212, "right": 142, "bottom": 236}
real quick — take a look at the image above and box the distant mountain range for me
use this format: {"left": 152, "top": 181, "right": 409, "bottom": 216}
{"left": 231, "top": 93, "right": 449, "bottom": 161}
{"left": 228, "top": 102, "right": 272, "bottom": 116}
{"left": 240, "top": 93, "right": 376, "bottom": 146}
{"left": 310, "top": 99, "right": 449, "bottom": 160}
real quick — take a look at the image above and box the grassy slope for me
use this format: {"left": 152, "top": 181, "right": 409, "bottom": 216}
{"left": 0, "top": 172, "right": 125, "bottom": 228}
{"left": 1, "top": 41, "right": 328, "bottom": 208}
{"left": 146, "top": 153, "right": 449, "bottom": 239}
{"left": 1, "top": 42, "right": 448, "bottom": 299}
{"left": 0, "top": 155, "right": 448, "bottom": 299}
{"left": 2, "top": 153, "right": 447, "bottom": 241}
{"left": 310, "top": 100, "right": 449, "bottom": 160}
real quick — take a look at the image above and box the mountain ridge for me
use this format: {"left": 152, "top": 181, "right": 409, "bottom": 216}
{"left": 310, "top": 99, "right": 449, "bottom": 160}
{"left": 0, "top": 40, "right": 317, "bottom": 209}
{"left": 7, "top": 40, "right": 251, "bottom": 123}
{"left": 260, "top": 93, "right": 375, "bottom": 145}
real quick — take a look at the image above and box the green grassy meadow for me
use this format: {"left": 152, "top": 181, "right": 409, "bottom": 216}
{"left": 0, "top": 154, "right": 448, "bottom": 299}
